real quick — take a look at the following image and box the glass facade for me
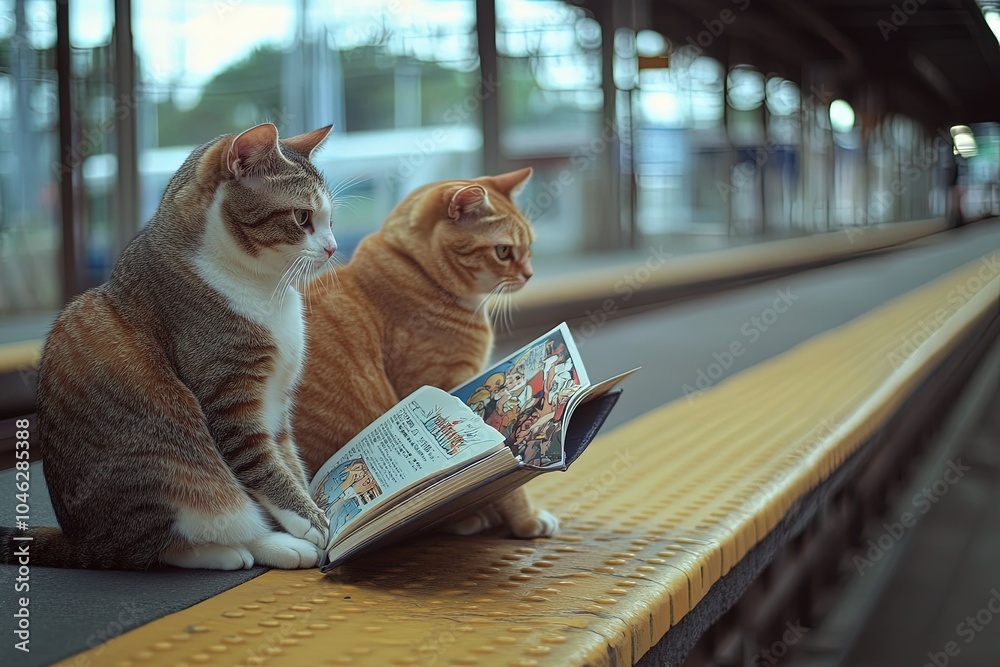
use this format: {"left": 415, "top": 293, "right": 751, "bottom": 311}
{"left": 0, "top": 0, "right": 59, "bottom": 315}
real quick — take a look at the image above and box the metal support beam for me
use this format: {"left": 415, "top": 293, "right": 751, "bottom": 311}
{"left": 596, "top": 0, "right": 625, "bottom": 249}
{"left": 55, "top": 0, "right": 82, "bottom": 302}
{"left": 113, "top": 0, "right": 139, "bottom": 260}
{"left": 476, "top": 0, "right": 500, "bottom": 176}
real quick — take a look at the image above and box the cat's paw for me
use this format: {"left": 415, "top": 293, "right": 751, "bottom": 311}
{"left": 509, "top": 509, "right": 559, "bottom": 539}
{"left": 443, "top": 512, "right": 488, "bottom": 536}
{"left": 247, "top": 532, "right": 322, "bottom": 569}
{"left": 268, "top": 505, "right": 330, "bottom": 549}
{"left": 163, "top": 544, "right": 255, "bottom": 570}
{"left": 442, "top": 506, "right": 502, "bottom": 535}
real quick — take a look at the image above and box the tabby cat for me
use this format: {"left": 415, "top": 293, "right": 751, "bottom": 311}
{"left": 0, "top": 123, "right": 336, "bottom": 570}
{"left": 295, "top": 168, "right": 559, "bottom": 538}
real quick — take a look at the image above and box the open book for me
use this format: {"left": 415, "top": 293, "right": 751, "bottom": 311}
{"left": 308, "top": 322, "right": 638, "bottom": 570}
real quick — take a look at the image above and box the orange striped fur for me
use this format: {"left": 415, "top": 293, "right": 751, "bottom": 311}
{"left": 296, "top": 168, "right": 559, "bottom": 538}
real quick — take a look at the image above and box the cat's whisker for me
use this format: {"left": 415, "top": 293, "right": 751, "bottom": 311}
{"left": 333, "top": 199, "right": 362, "bottom": 216}
{"left": 486, "top": 292, "right": 498, "bottom": 328}
{"left": 291, "top": 261, "right": 306, "bottom": 312}
{"left": 487, "top": 283, "right": 510, "bottom": 329}
{"left": 474, "top": 283, "right": 505, "bottom": 315}
{"left": 297, "top": 258, "right": 314, "bottom": 311}
{"left": 281, "top": 256, "right": 308, "bottom": 310}
{"left": 332, "top": 193, "right": 372, "bottom": 208}
{"left": 271, "top": 257, "right": 300, "bottom": 306}
{"left": 331, "top": 173, "right": 367, "bottom": 195}
{"left": 333, "top": 192, "right": 371, "bottom": 202}
{"left": 274, "top": 261, "right": 294, "bottom": 309}
{"left": 329, "top": 174, "right": 369, "bottom": 201}
{"left": 306, "top": 268, "right": 315, "bottom": 313}
{"left": 502, "top": 289, "right": 513, "bottom": 334}
{"left": 328, "top": 264, "right": 342, "bottom": 291}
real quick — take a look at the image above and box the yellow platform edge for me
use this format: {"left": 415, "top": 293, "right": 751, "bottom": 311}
{"left": 57, "top": 249, "right": 998, "bottom": 667}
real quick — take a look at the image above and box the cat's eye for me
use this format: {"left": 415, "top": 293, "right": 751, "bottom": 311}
{"left": 294, "top": 209, "right": 313, "bottom": 232}
{"left": 495, "top": 245, "right": 512, "bottom": 260}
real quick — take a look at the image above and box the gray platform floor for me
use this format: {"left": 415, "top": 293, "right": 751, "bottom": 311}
{"left": 2, "top": 221, "right": 1000, "bottom": 666}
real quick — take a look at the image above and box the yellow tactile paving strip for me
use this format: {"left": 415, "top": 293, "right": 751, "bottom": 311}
{"left": 61, "top": 251, "right": 998, "bottom": 667}
{"left": 0, "top": 339, "right": 40, "bottom": 377}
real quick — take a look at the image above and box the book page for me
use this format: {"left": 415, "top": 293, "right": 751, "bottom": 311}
{"left": 450, "top": 322, "right": 589, "bottom": 468}
{"left": 308, "top": 386, "right": 505, "bottom": 542}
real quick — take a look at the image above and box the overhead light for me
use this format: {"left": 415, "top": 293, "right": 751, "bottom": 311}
{"left": 829, "top": 100, "right": 855, "bottom": 133}
{"left": 950, "top": 125, "right": 978, "bottom": 157}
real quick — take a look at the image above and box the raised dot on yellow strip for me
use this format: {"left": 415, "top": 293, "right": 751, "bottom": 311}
{"left": 471, "top": 645, "right": 496, "bottom": 654}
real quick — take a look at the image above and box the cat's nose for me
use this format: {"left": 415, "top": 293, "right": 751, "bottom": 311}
{"left": 323, "top": 243, "right": 337, "bottom": 259}
{"left": 521, "top": 267, "right": 533, "bottom": 282}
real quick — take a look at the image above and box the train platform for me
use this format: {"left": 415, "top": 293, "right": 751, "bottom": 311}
{"left": 1, "top": 219, "right": 998, "bottom": 667}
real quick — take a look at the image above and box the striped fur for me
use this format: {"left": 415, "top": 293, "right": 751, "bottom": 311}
{"left": 296, "top": 168, "right": 559, "bottom": 538}
{"left": 0, "top": 123, "right": 338, "bottom": 570}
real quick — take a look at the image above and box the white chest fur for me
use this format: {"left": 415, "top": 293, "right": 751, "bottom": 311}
{"left": 194, "top": 196, "right": 306, "bottom": 435}
{"left": 256, "top": 291, "right": 304, "bottom": 435}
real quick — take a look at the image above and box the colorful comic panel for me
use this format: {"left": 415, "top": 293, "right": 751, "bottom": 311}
{"left": 313, "top": 457, "right": 385, "bottom": 539}
{"left": 451, "top": 325, "right": 584, "bottom": 466}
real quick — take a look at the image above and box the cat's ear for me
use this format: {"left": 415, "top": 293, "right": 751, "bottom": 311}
{"left": 445, "top": 184, "right": 492, "bottom": 222}
{"left": 282, "top": 125, "right": 333, "bottom": 160}
{"left": 226, "top": 123, "right": 282, "bottom": 181}
{"left": 477, "top": 167, "right": 533, "bottom": 199}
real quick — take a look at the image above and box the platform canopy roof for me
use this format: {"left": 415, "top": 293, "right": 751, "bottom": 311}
{"left": 604, "top": 0, "right": 1000, "bottom": 128}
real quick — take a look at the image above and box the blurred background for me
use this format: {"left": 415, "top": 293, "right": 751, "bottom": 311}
{"left": 2, "top": 0, "right": 999, "bottom": 343}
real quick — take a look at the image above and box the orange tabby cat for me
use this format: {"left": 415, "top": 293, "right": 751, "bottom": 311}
{"left": 295, "top": 168, "right": 558, "bottom": 537}
{"left": 1, "top": 123, "right": 336, "bottom": 570}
